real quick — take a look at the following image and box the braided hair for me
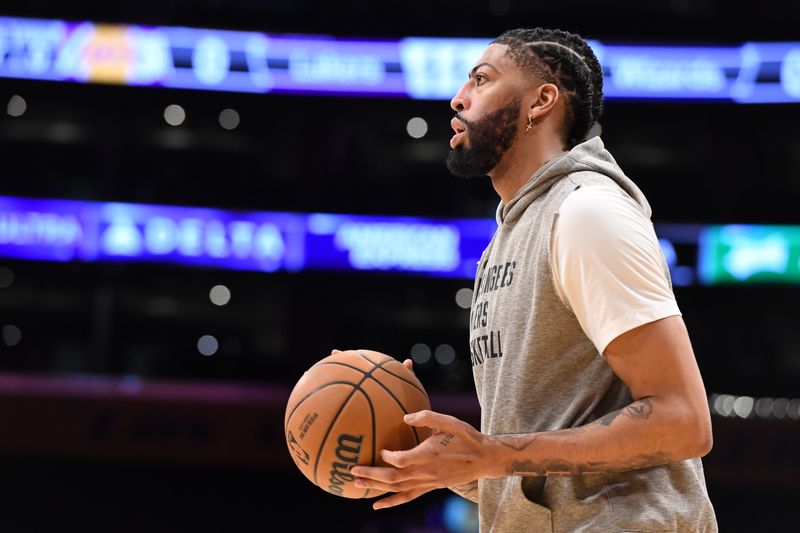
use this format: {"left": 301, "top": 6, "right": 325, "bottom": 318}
{"left": 492, "top": 28, "right": 604, "bottom": 149}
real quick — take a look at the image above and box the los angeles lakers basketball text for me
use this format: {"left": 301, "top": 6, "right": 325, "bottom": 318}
{"left": 469, "top": 260, "right": 515, "bottom": 366}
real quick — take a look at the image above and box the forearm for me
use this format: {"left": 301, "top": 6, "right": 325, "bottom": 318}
{"left": 486, "top": 396, "right": 712, "bottom": 478}
{"left": 449, "top": 480, "right": 479, "bottom": 503}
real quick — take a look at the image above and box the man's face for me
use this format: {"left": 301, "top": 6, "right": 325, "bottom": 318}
{"left": 446, "top": 44, "right": 525, "bottom": 178}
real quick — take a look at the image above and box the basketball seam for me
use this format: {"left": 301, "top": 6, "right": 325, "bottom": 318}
{"left": 310, "top": 364, "right": 381, "bottom": 494}
{"left": 311, "top": 382, "right": 362, "bottom": 489}
{"left": 354, "top": 350, "right": 428, "bottom": 397}
{"left": 368, "top": 367, "right": 425, "bottom": 446}
{"left": 314, "top": 361, "right": 370, "bottom": 376}
{"left": 377, "top": 366, "right": 428, "bottom": 397}
{"left": 354, "top": 349, "right": 385, "bottom": 366}
{"left": 355, "top": 352, "right": 427, "bottom": 446}
{"left": 356, "top": 387, "right": 377, "bottom": 500}
{"left": 286, "top": 381, "right": 357, "bottom": 424}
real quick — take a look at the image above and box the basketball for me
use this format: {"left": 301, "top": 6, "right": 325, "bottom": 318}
{"left": 284, "top": 349, "right": 431, "bottom": 499}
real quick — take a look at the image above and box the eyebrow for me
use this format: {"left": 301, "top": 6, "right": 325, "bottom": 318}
{"left": 468, "top": 63, "right": 499, "bottom": 79}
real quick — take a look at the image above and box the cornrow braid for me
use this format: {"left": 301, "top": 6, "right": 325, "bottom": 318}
{"left": 492, "top": 28, "right": 604, "bottom": 149}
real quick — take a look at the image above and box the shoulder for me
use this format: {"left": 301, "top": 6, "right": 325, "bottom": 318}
{"left": 550, "top": 184, "right": 679, "bottom": 353}
{"left": 558, "top": 184, "right": 646, "bottom": 221}
{"left": 555, "top": 184, "right": 652, "bottom": 242}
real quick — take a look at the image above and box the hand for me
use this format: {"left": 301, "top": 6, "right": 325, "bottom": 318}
{"left": 351, "top": 410, "right": 493, "bottom": 510}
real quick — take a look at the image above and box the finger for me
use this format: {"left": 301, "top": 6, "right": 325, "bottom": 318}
{"left": 372, "top": 488, "right": 434, "bottom": 510}
{"left": 402, "top": 358, "right": 414, "bottom": 372}
{"left": 404, "top": 410, "right": 465, "bottom": 433}
{"left": 355, "top": 476, "right": 430, "bottom": 494}
{"left": 351, "top": 465, "right": 409, "bottom": 484}
{"left": 381, "top": 448, "right": 406, "bottom": 468}
{"left": 330, "top": 349, "right": 342, "bottom": 355}
{"left": 381, "top": 448, "right": 426, "bottom": 469}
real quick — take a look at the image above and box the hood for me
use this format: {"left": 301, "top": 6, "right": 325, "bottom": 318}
{"left": 495, "top": 136, "right": 652, "bottom": 226}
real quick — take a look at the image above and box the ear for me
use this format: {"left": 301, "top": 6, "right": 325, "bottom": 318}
{"left": 528, "top": 83, "right": 560, "bottom": 120}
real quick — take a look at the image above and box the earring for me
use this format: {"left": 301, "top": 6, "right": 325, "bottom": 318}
{"left": 526, "top": 112, "right": 534, "bottom": 133}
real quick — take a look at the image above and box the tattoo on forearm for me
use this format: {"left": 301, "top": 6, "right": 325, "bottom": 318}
{"left": 508, "top": 452, "right": 670, "bottom": 477}
{"left": 497, "top": 398, "right": 668, "bottom": 476}
{"left": 596, "top": 398, "right": 654, "bottom": 427}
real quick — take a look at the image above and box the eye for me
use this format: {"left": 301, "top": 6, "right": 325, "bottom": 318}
{"left": 475, "top": 73, "right": 488, "bottom": 85}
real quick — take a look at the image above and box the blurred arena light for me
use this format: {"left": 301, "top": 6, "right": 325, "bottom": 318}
{"left": 6, "top": 95, "right": 26, "bottom": 117}
{"left": 1, "top": 325, "right": 21, "bottom": 347}
{"left": 754, "top": 397, "right": 774, "bottom": 418}
{"left": 218, "top": 108, "right": 240, "bottom": 130}
{"left": 771, "top": 397, "right": 790, "bottom": 419}
{"left": 443, "top": 494, "right": 479, "bottom": 532}
{"left": 434, "top": 344, "right": 456, "bottom": 365}
{"left": 197, "top": 334, "right": 219, "bottom": 356}
{"left": 788, "top": 399, "right": 800, "bottom": 420}
{"left": 209, "top": 284, "right": 231, "bottom": 306}
{"left": 454, "top": 288, "right": 473, "bottom": 309}
{"left": 163, "top": 104, "right": 186, "bottom": 126}
{"left": 710, "top": 393, "right": 800, "bottom": 420}
{"left": 406, "top": 117, "right": 428, "bottom": 138}
{"left": 410, "top": 343, "right": 432, "bottom": 364}
{"left": 732, "top": 395, "right": 754, "bottom": 418}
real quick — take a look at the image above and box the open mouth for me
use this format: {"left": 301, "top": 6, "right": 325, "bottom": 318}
{"left": 450, "top": 117, "right": 466, "bottom": 148}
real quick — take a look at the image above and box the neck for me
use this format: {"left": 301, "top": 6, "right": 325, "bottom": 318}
{"left": 488, "top": 132, "right": 567, "bottom": 205}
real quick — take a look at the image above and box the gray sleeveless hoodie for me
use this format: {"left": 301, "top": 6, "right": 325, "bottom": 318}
{"left": 469, "top": 136, "right": 717, "bottom": 532}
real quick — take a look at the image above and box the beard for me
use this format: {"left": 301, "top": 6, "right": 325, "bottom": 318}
{"left": 446, "top": 98, "right": 521, "bottom": 178}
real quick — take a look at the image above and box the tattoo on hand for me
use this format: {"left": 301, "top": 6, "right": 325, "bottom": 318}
{"left": 440, "top": 433, "right": 455, "bottom": 446}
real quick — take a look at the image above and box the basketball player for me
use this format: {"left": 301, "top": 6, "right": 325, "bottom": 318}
{"left": 348, "top": 28, "right": 717, "bottom": 531}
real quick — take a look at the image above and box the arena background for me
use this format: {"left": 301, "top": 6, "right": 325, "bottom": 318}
{"left": 0, "top": 1, "right": 799, "bottom": 531}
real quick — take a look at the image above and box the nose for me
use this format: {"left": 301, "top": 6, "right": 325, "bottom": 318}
{"left": 450, "top": 82, "right": 469, "bottom": 112}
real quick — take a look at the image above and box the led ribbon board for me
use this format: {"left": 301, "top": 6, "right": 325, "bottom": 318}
{"left": 0, "top": 195, "right": 720, "bottom": 285}
{"left": 0, "top": 196, "right": 492, "bottom": 278}
{"left": 1, "top": 16, "right": 800, "bottom": 103}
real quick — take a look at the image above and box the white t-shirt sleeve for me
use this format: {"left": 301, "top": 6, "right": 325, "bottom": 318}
{"left": 550, "top": 184, "right": 681, "bottom": 355}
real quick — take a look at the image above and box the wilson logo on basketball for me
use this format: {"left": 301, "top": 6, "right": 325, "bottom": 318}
{"left": 327, "top": 433, "right": 363, "bottom": 495}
